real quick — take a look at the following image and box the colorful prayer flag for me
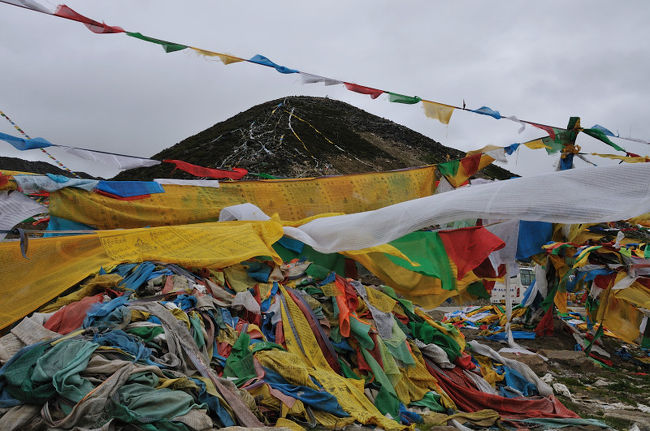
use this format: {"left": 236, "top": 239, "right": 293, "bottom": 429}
{"left": 54, "top": 5, "right": 124, "bottom": 34}
{"left": 388, "top": 92, "right": 421, "bottom": 104}
{"left": 471, "top": 106, "right": 501, "bottom": 120}
{"left": 248, "top": 54, "right": 298, "bottom": 74}
{"left": 299, "top": 72, "right": 341, "bottom": 86}
{"left": 343, "top": 83, "right": 383, "bottom": 99}
{"left": 191, "top": 47, "right": 243, "bottom": 65}
{"left": 126, "top": 32, "right": 187, "bottom": 53}
{"left": 164, "top": 159, "right": 248, "bottom": 180}
{"left": 422, "top": 100, "right": 454, "bottom": 124}
{"left": 0, "top": 131, "right": 53, "bottom": 151}
{"left": 582, "top": 128, "right": 626, "bottom": 152}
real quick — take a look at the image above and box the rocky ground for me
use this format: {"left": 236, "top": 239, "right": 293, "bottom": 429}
{"left": 448, "top": 314, "right": 650, "bottom": 430}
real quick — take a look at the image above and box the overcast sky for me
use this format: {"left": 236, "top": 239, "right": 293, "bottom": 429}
{"left": 1, "top": 0, "right": 648, "bottom": 178}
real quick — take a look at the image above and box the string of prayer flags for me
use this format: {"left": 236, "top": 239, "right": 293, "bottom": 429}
{"left": 248, "top": 54, "right": 298, "bottom": 74}
{"left": 422, "top": 100, "right": 454, "bottom": 125}
{"left": 2, "top": 0, "right": 648, "bottom": 149}
{"left": 343, "top": 83, "right": 383, "bottom": 99}
{"left": 191, "top": 48, "right": 244, "bottom": 65}
{"left": 54, "top": 5, "right": 124, "bottom": 34}
{"left": 0, "top": 110, "right": 78, "bottom": 176}
{"left": 164, "top": 159, "right": 248, "bottom": 180}
{"left": 388, "top": 92, "right": 421, "bottom": 104}
{"left": 126, "top": 32, "right": 187, "bottom": 53}
{"left": 466, "top": 145, "right": 507, "bottom": 163}
{"left": 437, "top": 153, "right": 495, "bottom": 187}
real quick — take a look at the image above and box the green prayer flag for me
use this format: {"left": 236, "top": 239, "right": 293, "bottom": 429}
{"left": 437, "top": 159, "right": 460, "bottom": 178}
{"left": 272, "top": 242, "right": 346, "bottom": 279}
{"left": 126, "top": 326, "right": 164, "bottom": 343}
{"left": 408, "top": 321, "right": 461, "bottom": 362}
{"left": 410, "top": 391, "right": 445, "bottom": 412}
{"left": 126, "top": 32, "right": 188, "bottom": 53}
{"left": 223, "top": 332, "right": 256, "bottom": 386}
{"left": 361, "top": 348, "right": 400, "bottom": 419}
{"left": 582, "top": 128, "right": 626, "bottom": 152}
{"left": 386, "top": 231, "right": 456, "bottom": 291}
{"left": 642, "top": 336, "right": 650, "bottom": 349}
{"left": 388, "top": 92, "right": 421, "bottom": 104}
{"left": 467, "top": 281, "right": 490, "bottom": 300}
{"left": 338, "top": 359, "right": 362, "bottom": 380}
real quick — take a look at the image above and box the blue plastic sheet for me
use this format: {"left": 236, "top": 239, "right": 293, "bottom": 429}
{"left": 248, "top": 54, "right": 299, "bottom": 74}
{"left": 0, "top": 131, "right": 53, "bottom": 151}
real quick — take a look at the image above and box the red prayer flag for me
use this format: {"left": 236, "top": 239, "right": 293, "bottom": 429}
{"left": 343, "top": 82, "right": 383, "bottom": 99}
{"left": 527, "top": 122, "right": 558, "bottom": 140}
{"left": 459, "top": 153, "right": 483, "bottom": 177}
{"left": 54, "top": 5, "right": 124, "bottom": 34}
{"left": 535, "top": 306, "right": 554, "bottom": 337}
{"left": 426, "top": 363, "right": 578, "bottom": 419}
{"left": 164, "top": 159, "right": 248, "bottom": 180}
{"left": 438, "top": 226, "right": 505, "bottom": 280}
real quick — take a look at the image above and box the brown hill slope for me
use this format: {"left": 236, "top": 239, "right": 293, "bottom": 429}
{"left": 0, "top": 156, "right": 94, "bottom": 178}
{"left": 114, "top": 96, "right": 514, "bottom": 180}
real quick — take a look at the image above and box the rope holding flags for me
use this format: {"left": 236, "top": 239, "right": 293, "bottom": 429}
{"left": 0, "top": 0, "right": 648, "bottom": 177}
{"left": 0, "top": 0, "right": 647, "bottom": 152}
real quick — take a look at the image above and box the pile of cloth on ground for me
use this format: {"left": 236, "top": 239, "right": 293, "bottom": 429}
{"left": 0, "top": 258, "right": 592, "bottom": 430}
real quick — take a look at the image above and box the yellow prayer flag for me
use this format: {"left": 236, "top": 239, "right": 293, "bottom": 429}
{"left": 190, "top": 47, "right": 244, "bottom": 65}
{"left": 523, "top": 139, "right": 551, "bottom": 150}
{"left": 466, "top": 145, "right": 503, "bottom": 156}
{"left": 422, "top": 100, "right": 454, "bottom": 125}
{"left": 591, "top": 153, "right": 650, "bottom": 163}
{"left": 0, "top": 219, "right": 284, "bottom": 330}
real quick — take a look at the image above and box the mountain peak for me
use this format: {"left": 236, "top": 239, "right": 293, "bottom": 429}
{"left": 113, "top": 96, "right": 513, "bottom": 180}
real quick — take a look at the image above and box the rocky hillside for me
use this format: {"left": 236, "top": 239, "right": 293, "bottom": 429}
{"left": 0, "top": 156, "right": 93, "bottom": 178}
{"left": 114, "top": 96, "right": 514, "bottom": 180}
